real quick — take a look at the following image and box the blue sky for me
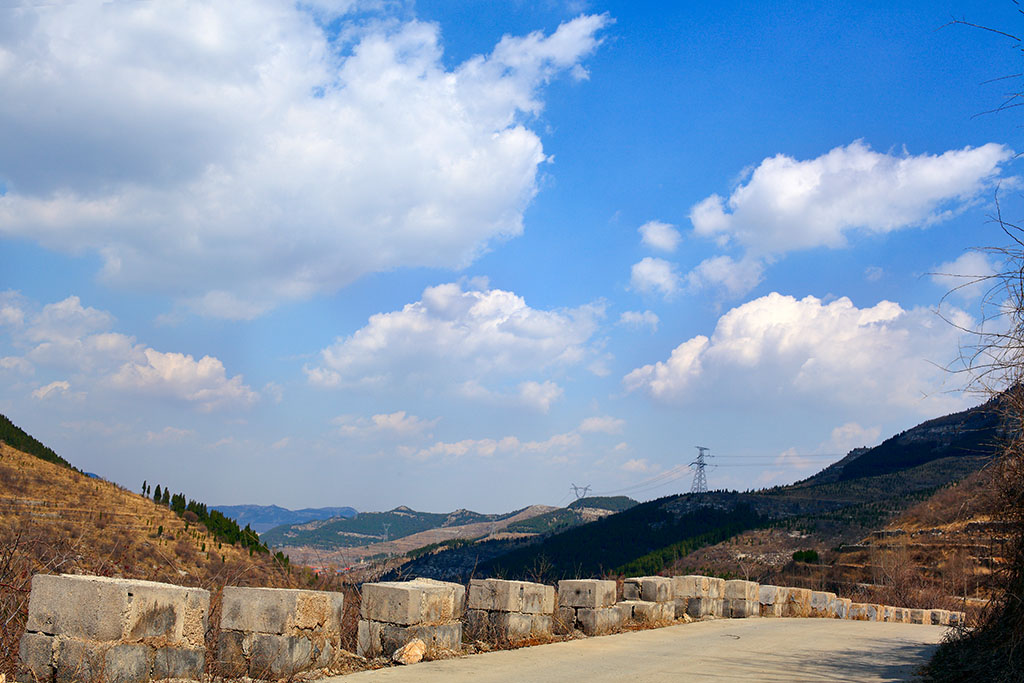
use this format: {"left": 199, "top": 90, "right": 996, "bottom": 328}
{"left": 0, "top": 0, "right": 1020, "bottom": 512}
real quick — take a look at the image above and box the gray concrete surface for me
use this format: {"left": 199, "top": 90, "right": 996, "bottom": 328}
{"left": 329, "top": 618, "right": 948, "bottom": 682}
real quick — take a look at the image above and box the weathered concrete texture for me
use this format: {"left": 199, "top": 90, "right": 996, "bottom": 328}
{"left": 622, "top": 577, "right": 671, "bottom": 603}
{"left": 849, "top": 603, "right": 883, "bottom": 622}
{"left": 930, "top": 610, "right": 951, "bottom": 626}
{"left": 26, "top": 574, "right": 209, "bottom": 647}
{"left": 830, "top": 597, "right": 852, "bottom": 620}
{"left": 467, "top": 579, "right": 554, "bottom": 615}
{"left": 465, "top": 610, "right": 552, "bottom": 642}
{"left": 723, "top": 580, "right": 758, "bottom": 602}
{"left": 217, "top": 586, "right": 344, "bottom": 680}
{"left": 685, "top": 597, "right": 723, "bottom": 620}
{"left": 757, "top": 585, "right": 782, "bottom": 618}
{"left": 358, "top": 620, "right": 462, "bottom": 659}
{"left": 723, "top": 599, "right": 759, "bottom": 619}
{"left": 781, "top": 588, "right": 812, "bottom": 618}
{"left": 362, "top": 579, "right": 465, "bottom": 626}
{"left": 576, "top": 607, "right": 625, "bottom": 636}
{"left": 18, "top": 574, "right": 209, "bottom": 683}
{"left": 809, "top": 592, "right": 836, "bottom": 618}
{"left": 909, "top": 609, "right": 932, "bottom": 625}
{"left": 557, "top": 580, "right": 616, "bottom": 609}
{"left": 358, "top": 579, "right": 465, "bottom": 660}
{"left": 616, "top": 600, "right": 674, "bottom": 625}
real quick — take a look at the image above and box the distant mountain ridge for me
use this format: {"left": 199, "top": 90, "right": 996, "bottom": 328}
{"left": 212, "top": 504, "right": 357, "bottom": 534}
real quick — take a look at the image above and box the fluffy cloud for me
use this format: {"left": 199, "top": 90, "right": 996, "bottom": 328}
{"left": 333, "top": 411, "right": 438, "bottom": 438}
{"left": 307, "top": 281, "right": 603, "bottom": 394}
{"left": 518, "top": 380, "right": 564, "bottom": 412}
{"left": 931, "top": 251, "right": 1001, "bottom": 302}
{"left": 403, "top": 430, "right": 582, "bottom": 461}
{"left": 618, "top": 310, "right": 659, "bottom": 331}
{"left": 685, "top": 141, "right": 1012, "bottom": 298}
{"left": 3, "top": 295, "right": 256, "bottom": 410}
{"left": 621, "top": 458, "right": 655, "bottom": 473}
{"left": 624, "top": 292, "right": 969, "bottom": 415}
{"left": 827, "top": 422, "right": 881, "bottom": 453}
{"left": 630, "top": 257, "right": 680, "bottom": 298}
{"left": 691, "top": 141, "right": 1011, "bottom": 254}
{"left": 579, "top": 415, "right": 625, "bottom": 434}
{"left": 685, "top": 255, "right": 765, "bottom": 297}
{"left": 638, "top": 220, "right": 680, "bottom": 252}
{"left": 0, "top": 4, "right": 609, "bottom": 318}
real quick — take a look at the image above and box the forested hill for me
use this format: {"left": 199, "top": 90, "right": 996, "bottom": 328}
{"left": 212, "top": 504, "right": 358, "bottom": 534}
{"left": 0, "top": 413, "right": 74, "bottom": 470}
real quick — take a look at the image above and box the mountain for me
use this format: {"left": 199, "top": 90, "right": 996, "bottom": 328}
{"left": 395, "top": 397, "right": 1003, "bottom": 583}
{"left": 260, "top": 505, "right": 527, "bottom": 550}
{"left": 212, "top": 504, "right": 357, "bottom": 534}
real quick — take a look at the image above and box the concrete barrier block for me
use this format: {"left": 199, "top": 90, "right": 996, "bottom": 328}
{"left": 356, "top": 620, "right": 383, "bottom": 658}
{"left": 553, "top": 606, "right": 576, "bottom": 635}
{"left": 103, "top": 643, "right": 153, "bottom": 683}
{"left": 758, "top": 585, "right": 782, "bottom": 617}
{"left": 685, "top": 597, "right": 721, "bottom": 619}
{"left": 909, "top": 609, "right": 931, "bottom": 625}
{"left": 640, "top": 577, "right": 671, "bottom": 603}
{"left": 221, "top": 586, "right": 343, "bottom": 635}
{"left": 521, "top": 583, "right": 555, "bottom": 615}
{"left": 54, "top": 637, "right": 106, "bottom": 683}
{"left": 830, "top": 597, "right": 851, "bottom": 619}
{"left": 849, "top": 603, "right": 882, "bottom": 621}
{"left": 361, "top": 580, "right": 463, "bottom": 626}
{"left": 723, "top": 580, "right": 758, "bottom": 602}
{"left": 671, "top": 575, "right": 710, "bottom": 598}
{"left": 152, "top": 646, "right": 204, "bottom": 680}
{"left": 724, "top": 598, "right": 759, "bottom": 618}
{"left": 18, "top": 632, "right": 55, "bottom": 683}
{"left": 810, "top": 592, "right": 836, "bottom": 618}
{"left": 781, "top": 588, "right": 812, "bottom": 618}
{"left": 468, "top": 579, "right": 553, "bottom": 615}
{"left": 381, "top": 623, "right": 462, "bottom": 657}
{"left": 622, "top": 580, "right": 641, "bottom": 601}
{"left": 248, "top": 634, "right": 313, "bottom": 678}
{"left": 576, "top": 607, "right": 624, "bottom": 636}
{"left": 707, "top": 578, "right": 725, "bottom": 599}
{"left": 931, "top": 610, "right": 951, "bottom": 626}
{"left": 557, "top": 580, "right": 616, "bottom": 609}
{"left": 26, "top": 574, "right": 210, "bottom": 648}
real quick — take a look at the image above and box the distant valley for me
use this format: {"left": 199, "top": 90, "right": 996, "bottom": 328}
{"left": 211, "top": 503, "right": 357, "bottom": 534}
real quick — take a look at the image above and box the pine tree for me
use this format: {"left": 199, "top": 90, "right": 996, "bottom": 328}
{"left": 161, "top": 489, "right": 170, "bottom": 506}
{"left": 153, "top": 484, "right": 161, "bottom": 503}
{"left": 142, "top": 479, "right": 147, "bottom": 495}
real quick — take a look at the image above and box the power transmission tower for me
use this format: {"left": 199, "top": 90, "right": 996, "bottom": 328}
{"left": 382, "top": 523, "right": 391, "bottom": 544}
{"left": 569, "top": 483, "right": 592, "bottom": 501}
{"left": 690, "top": 446, "right": 712, "bottom": 494}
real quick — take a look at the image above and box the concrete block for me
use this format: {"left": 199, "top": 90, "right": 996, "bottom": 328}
{"left": 361, "top": 579, "right": 464, "bottom": 626}
{"left": 931, "top": 610, "right": 951, "bottom": 626}
{"left": 707, "top": 578, "right": 725, "bottom": 599}
{"left": 553, "top": 606, "right": 576, "bottom": 635}
{"left": 622, "top": 580, "right": 641, "bottom": 601}
{"left": 489, "top": 612, "right": 535, "bottom": 641}
{"left": 758, "top": 585, "right": 783, "bottom": 617}
{"left": 103, "top": 644, "right": 152, "bottom": 683}
{"left": 781, "top": 587, "right": 812, "bottom": 618}
{"left": 356, "top": 620, "right": 383, "bottom": 658}
{"left": 849, "top": 603, "right": 882, "bottom": 621}
{"left": 54, "top": 637, "right": 106, "bottom": 683}
{"left": 249, "top": 634, "right": 312, "bottom": 679}
{"left": 576, "top": 607, "right": 624, "bottom": 636}
{"left": 221, "top": 586, "right": 343, "bottom": 635}
{"left": 724, "top": 598, "right": 759, "bottom": 618}
{"left": 830, "top": 597, "right": 852, "bottom": 619}
{"left": 616, "top": 600, "right": 673, "bottom": 624}
{"left": 685, "top": 597, "right": 721, "bottom": 619}
{"left": 723, "top": 580, "right": 758, "bottom": 602}
{"left": 557, "top": 580, "right": 616, "bottom": 609}
{"left": 671, "top": 575, "right": 710, "bottom": 598}
{"left": 18, "top": 631, "right": 55, "bottom": 683}
{"left": 380, "top": 623, "right": 462, "bottom": 657}
{"left": 467, "top": 579, "right": 553, "bottom": 615}
{"left": 26, "top": 574, "right": 209, "bottom": 648}
{"left": 152, "top": 646, "right": 204, "bottom": 680}
{"left": 216, "top": 629, "right": 249, "bottom": 678}
{"left": 639, "top": 577, "right": 672, "bottom": 603}
{"left": 810, "top": 592, "right": 836, "bottom": 618}
{"left": 909, "top": 609, "right": 931, "bottom": 625}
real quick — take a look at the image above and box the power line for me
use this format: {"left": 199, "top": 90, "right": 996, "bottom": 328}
{"left": 690, "top": 446, "right": 712, "bottom": 494}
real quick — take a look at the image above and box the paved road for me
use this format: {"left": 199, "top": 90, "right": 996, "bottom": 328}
{"left": 330, "top": 619, "right": 947, "bottom": 682}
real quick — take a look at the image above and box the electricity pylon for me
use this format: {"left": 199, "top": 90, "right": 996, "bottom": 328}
{"left": 690, "top": 446, "right": 712, "bottom": 493}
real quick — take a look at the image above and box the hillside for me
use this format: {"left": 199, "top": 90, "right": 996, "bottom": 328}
{"left": 213, "top": 503, "right": 358, "bottom": 534}
{"left": 399, "top": 398, "right": 1003, "bottom": 584}
{"left": 262, "top": 505, "right": 528, "bottom": 550}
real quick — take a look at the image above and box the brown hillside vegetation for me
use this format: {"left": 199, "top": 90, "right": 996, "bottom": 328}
{"left": 0, "top": 442, "right": 363, "bottom": 679}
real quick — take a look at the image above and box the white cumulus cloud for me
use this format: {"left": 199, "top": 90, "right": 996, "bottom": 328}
{"left": 618, "top": 310, "right": 659, "bottom": 331}
{"left": 931, "top": 251, "right": 1001, "bottom": 302}
{"left": 518, "top": 380, "right": 564, "bottom": 412}
{"left": 110, "top": 348, "right": 258, "bottom": 411}
{"left": 624, "top": 292, "right": 970, "bottom": 416}
{"left": 630, "top": 257, "right": 681, "bottom": 298}
{"left": 0, "top": 4, "right": 609, "bottom": 318}
{"left": 306, "top": 281, "right": 604, "bottom": 394}
{"left": 638, "top": 220, "right": 681, "bottom": 252}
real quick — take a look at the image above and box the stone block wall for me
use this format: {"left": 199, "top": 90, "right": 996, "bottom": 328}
{"left": 18, "top": 574, "right": 208, "bottom": 683}
{"left": 465, "top": 579, "right": 554, "bottom": 643}
{"left": 357, "top": 579, "right": 464, "bottom": 659}
{"left": 758, "top": 585, "right": 784, "bottom": 617}
{"left": 671, "top": 575, "right": 724, "bottom": 619}
{"left": 216, "top": 586, "right": 344, "bottom": 680}
{"left": 722, "top": 580, "right": 759, "bottom": 618}
{"left": 555, "top": 580, "right": 622, "bottom": 635}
